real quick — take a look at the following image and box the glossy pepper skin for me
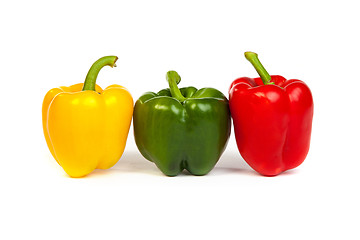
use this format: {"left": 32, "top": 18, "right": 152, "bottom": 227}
{"left": 229, "top": 52, "right": 313, "bottom": 176}
{"left": 42, "top": 56, "right": 133, "bottom": 177}
{"left": 134, "top": 71, "right": 231, "bottom": 176}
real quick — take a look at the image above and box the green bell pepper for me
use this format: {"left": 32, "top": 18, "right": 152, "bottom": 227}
{"left": 133, "top": 71, "right": 231, "bottom": 176}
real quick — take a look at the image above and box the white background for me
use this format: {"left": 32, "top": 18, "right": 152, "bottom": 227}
{"left": 1, "top": 0, "right": 359, "bottom": 239}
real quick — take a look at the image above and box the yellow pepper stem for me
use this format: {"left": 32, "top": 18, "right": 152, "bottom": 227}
{"left": 82, "top": 56, "right": 118, "bottom": 91}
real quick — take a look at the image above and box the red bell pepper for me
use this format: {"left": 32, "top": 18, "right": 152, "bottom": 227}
{"left": 229, "top": 52, "right": 313, "bottom": 176}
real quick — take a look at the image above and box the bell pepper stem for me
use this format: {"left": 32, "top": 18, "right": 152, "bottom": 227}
{"left": 166, "top": 71, "right": 186, "bottom": 102}
{"left": 244, "top": 52, "right": 273, "bottom": 85}
{"left": 82, "top": 56, "right": 118, "bottom": 91}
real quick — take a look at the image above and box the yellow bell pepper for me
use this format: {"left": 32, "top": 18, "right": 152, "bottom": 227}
{"left": 42, "top": 56, "right": 133, "bottom": 177}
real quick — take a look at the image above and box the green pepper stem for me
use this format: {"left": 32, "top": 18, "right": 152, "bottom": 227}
{"left": 244, "top": 52, "right": 273, "bottom": 85}
{"left": 166, "top": 71, "right": 186, "bottom": 102}
{"left": 82, "top": 56, "right": 118, "bottom": 91}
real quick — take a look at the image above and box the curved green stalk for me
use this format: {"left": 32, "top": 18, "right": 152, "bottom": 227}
{"left": 166, "top": 71, "right": 186, "bottom": 102}
{"left": 82, "top": 56, "right": 118, "bottom": 91}
{"left": 244, "top": 52, "right": 273, "bottom": 85}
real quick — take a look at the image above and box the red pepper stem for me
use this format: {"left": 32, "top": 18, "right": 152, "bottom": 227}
{"left": 166, "top": 70, "right": 186, "bottom": 102}
{"left": 82, "top": 56, "right": 118, "bottom": 91}
{"left": 244, "top": 52, "right": 272, "bottom": 85}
